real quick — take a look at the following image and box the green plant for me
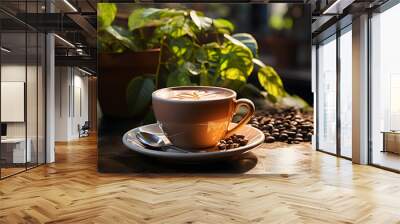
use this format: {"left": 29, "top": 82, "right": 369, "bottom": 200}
{"left": 98, "top": 4, "right": 292, "bottom": 116}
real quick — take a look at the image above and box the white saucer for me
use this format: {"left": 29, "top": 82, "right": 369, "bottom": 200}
{"left": 122, "top": 123, "right": 265, "bottom": 162}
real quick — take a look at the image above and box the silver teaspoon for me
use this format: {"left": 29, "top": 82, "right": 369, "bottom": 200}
{"left": 135, "top": 131, "right": 189, "bottom": 153}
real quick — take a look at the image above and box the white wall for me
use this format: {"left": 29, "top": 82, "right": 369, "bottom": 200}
{"left": 55, "top": 67, "right": 89, "bottom": 141}
{"left": 1, "top": 65, "right": 36, "bottom": 138}
{"left": 1, "top": 63, "right": 46, "bottom": 164}
{"left": 55, "top": 66, "right": 70, "bottom": 141}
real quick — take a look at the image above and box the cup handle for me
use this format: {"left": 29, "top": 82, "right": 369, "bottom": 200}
{"left": 225, "top": 98, "right": 255, "bottom": 137}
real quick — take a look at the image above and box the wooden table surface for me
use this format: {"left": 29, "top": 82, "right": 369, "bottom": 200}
{"left": 97, "top": 116, "right": 313, "bottom": 175}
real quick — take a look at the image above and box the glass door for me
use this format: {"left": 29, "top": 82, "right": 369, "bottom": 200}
{"left": 339, "top": 26, "right": 352, "bottom": 158}
{"left": 317, "top": 35, "right": 337, "bottom": 154}
{"left": 370, "top": 2, "right": 400, "bottom": 171}
{"left": 0, "top": 1, "right": 46, "bottom": 179}
{"left": 1, "top": 30, "right": 28, "bottom": 178}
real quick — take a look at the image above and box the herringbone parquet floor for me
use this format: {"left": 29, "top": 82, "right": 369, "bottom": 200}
{"left": 1, "top": 135, "right": 400, "bottom": 224}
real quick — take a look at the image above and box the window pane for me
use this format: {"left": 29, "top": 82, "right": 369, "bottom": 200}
{"left": 317, "top": 37, "right": 337, "bottom": 154}
{"left": 371, "top": 3, "right": 400, "bottom": 170}
{"left": 340, "top": 29, "right": 352, "bottom": 158}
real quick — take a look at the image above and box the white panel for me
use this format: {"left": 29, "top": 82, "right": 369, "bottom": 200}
{"left": 1, "top": 82, "right": 25, "bottom": 122}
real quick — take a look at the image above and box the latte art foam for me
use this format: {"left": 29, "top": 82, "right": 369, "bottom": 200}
{"left": 155, "top": 87, "right": 233, "bottom": 101}
{"left": 170, "top": 90, "right": 218, "bottom": 100}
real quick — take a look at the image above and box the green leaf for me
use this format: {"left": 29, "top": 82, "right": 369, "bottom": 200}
{"left": 104, "top": 26, "right": 139, "bottom": 51}
{"left": 223, "top": 34, "right": 248, "bottom": 49}
{"left": 224, "top": 68, "right": 246, "bottom": 82}
{"left": 213, "top": 18, "right": 235, "bottom": 34}
{"left": 184, "top": 62, "right": 201, "bottom": 75}
{"left": 193, "top": 47, "right": 208, "bottom": 63}
{"left": 167, "top": 68, "right": 193, "bottom": 87}
{"left": 128, "top": 8, "right": 164, "bottom": 31}
{"left": 98, "top": 31, "right": 127, "bottom": 53}
{"left": 252, "top": 58, "right": 265, "bottom": 67}
{"left": 157, "top": 15, "right": 196, "bottom": 39}
{"left": 168, "top": 37, "right": 193, "bottom": 58}
{"left": 220, "top": 34, "right": 254, "bottom": 78}
{"left": 190, "top": 10, "right": 212, "bottom": 30}
{"left": 232, "top": 33, "right": 258, "bottom": 57}
{"left": 126, "top": 76, "right": 155, "bottom": 116}
{"left": 257, "top": 65, "right": 286, "bottom": 102}
{"left": 253, "top": 58, "right": 286, "bottom": 102}
{"left": 98, "top": 3, "right": 117, "bottom": 29}
{"left": 128, "top": 8, "right": 185, "bottom": 31}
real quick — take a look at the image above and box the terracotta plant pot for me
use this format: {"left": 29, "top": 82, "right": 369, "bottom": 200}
{"left": 98, "top": 49, "right": 160, "bottom": 118}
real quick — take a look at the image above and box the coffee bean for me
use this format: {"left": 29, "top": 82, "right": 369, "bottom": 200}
{"left": 260, "top": 125, "right": 267, "bottom": 130}
{"left": 272, "top": 132, "right": 280, "bottom": 139}
{"left": 236, "top": 134, "right": 245, "bottom": 139}
{"left": 279, "top": 133, "right": 288, "bottom": 141}
{"left": 286, "top": 131, "right": 296, "bottom": 137}
{"left": 218, "top": 143, "right": 226, "bottom": 150}
{"left": 294, "top": 137, "right": 303, "bottom": 142}
{"left": 250, "top": 108, "right": 314, "bottom": 144}
{"left": 240, "top": 139, "right": 249, "bottom": 146}
{"left": 265, "top": 136, "right": 275, "bottom": 143}
{"left": 292, "top": 140, "right": 300, "bottom": 144}
{"left": 260, "top": 117, "right": 269, "bottom": 124}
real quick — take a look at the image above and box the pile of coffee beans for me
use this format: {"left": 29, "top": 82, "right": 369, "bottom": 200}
{"left": 217, "top": 134, "right": 249, "bottom": 150}
{"left": 249, "top": 108, "right": 313, "bottom": 144}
